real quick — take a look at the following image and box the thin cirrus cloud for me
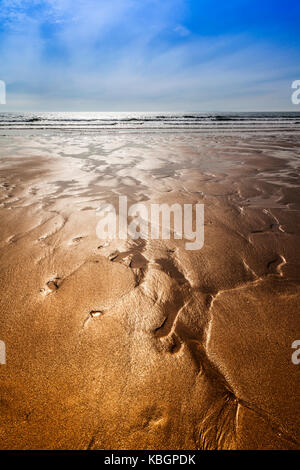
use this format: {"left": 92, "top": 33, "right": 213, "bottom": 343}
{"left": 0, "top": 0, "right": 299, "bottom": 111}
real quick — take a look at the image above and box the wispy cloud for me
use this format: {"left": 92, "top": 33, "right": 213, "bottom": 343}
{"left": 174, "top": 25, "right": 190, "bottom": 37}
{"left": 0, "top": 0, "right": 299, "bottom": 111}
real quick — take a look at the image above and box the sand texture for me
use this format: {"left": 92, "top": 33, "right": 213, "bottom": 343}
{"left": 0, "top": 133, "right": 299, "bottom": 449}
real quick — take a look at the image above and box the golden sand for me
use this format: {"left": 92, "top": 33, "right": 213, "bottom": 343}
{"left": 0, "top": 133, "right": 299, "bottom": 449}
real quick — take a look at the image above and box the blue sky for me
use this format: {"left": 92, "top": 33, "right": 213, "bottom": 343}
{"left": 0, "top": 0, "right": 300, "bottom": 111}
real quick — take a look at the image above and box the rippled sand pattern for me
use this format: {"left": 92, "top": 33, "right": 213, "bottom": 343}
{"left": 0, "top": 132, "right": 299, "bottom": 449}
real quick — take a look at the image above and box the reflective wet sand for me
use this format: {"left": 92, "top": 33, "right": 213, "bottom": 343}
{"left": 0, "top": 132, "right": 299, "bottom": 449}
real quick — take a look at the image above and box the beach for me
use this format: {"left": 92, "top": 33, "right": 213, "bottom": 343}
{"left": 0, "top": 114, "right": 299, "bottom": 449}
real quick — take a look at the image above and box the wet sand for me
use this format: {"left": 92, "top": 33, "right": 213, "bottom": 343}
{"left": 0, "top": 132, "right": 299, "bottom": 449}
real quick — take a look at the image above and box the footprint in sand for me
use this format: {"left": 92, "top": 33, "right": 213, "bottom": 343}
{"left": 89, "top": 310, "right": 104, "bottom": 318}
{"left": 72, "top": 236, "right": 85, "bottom": 244}
{"left": 40, "top": 277, "right": 62, "bottom": 295}
{"left": 82, "top": 310, "right": 105, "bottom": 328}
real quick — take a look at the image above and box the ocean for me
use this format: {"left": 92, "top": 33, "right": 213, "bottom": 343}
{"left": 1, "top": 111, "right": 300, "bottom": 134}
